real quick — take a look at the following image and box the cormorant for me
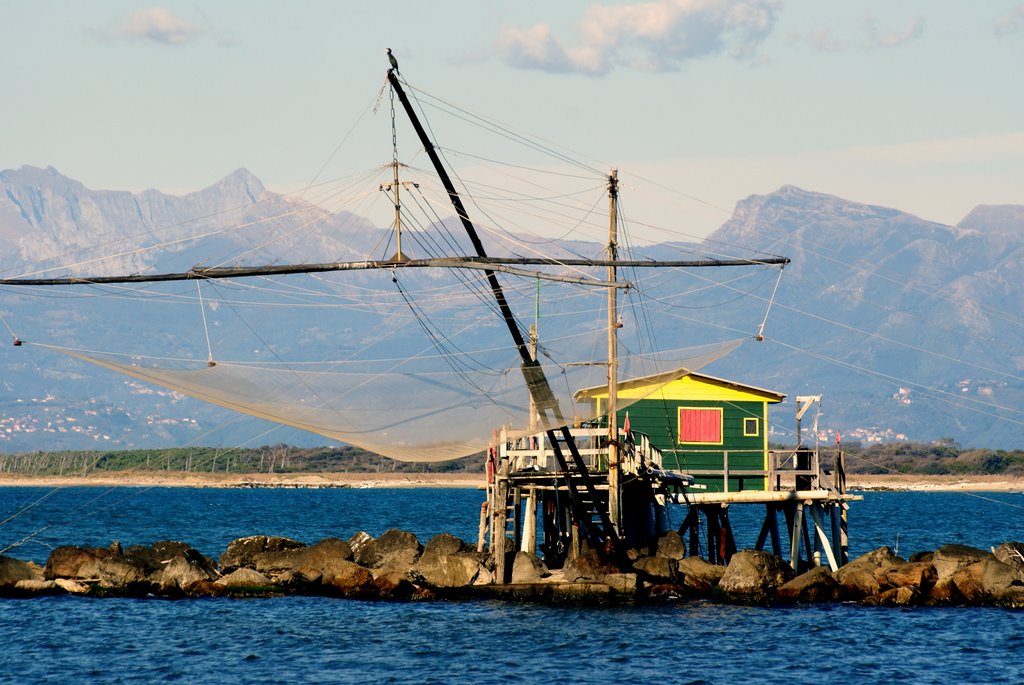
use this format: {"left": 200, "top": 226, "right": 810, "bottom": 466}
{"left": 386, "top": 48, "right": 399, "bottom": 72}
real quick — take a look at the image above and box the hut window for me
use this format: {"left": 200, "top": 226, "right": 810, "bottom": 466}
{"left": 678, "top": 407, "right": 722, "bottom": 444}
{"left": 743, "top": 417, "right": 759, "bottom": 437}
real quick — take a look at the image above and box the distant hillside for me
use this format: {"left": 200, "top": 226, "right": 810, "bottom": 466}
{"left": 1, "top": 168, "right": 1022, "bottom": 450}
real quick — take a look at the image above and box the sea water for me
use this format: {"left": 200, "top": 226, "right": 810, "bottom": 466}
{"left": 2, "top": 486, "right": 1023, "bottom": 684}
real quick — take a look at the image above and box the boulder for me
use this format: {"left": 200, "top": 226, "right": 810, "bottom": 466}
{"left": 834, "top": 546, "right": 904, "bottom": 599}
{"left": 931, "top": 544, "right": 990, "bottom": 581}
{"left": 655, "top": 531, "right": 686, "bottom": 561}
{"left": 926, "top": 544, "right": 995, "bottom": 604}
{"left": 348, "top": 531, "right": 375, "bottom": 559}
{"left": 252, "top": 538, "right": 354, "bottom": 583}
{"left": 123, "top": 541, "right": 197, "bottom": 574}
{"left": 943, "top": 558, "right": 1024, "bottom": 606}
{"left": 561, "top": 545, "right": 614, "bottom": 582}
{"left": 54, "top": 578, "right": 90, "bottom": 594}
{"left": 215, "top": 567, "right": 275, "bottom": 589}
{"left": 603, "top": 572, "right": 638, "bottom": 594}
{"left": 632, "top": 555, "right": 678, "bottom": 584}
{"left": 677, "top": 557, "right": 725, "bottom": 593}
{"left": 871, "top": 585, "right": 920, "bottom": 607}
{"left": 45, "top": 545, "right": 110, "bottom": 580}
{"left": 220, "top": 536, "right": 305, "bottom": 572}
{"left": 371, "top": 570, "right": 418, "bottom": 599}
{"left": 423, "top": 532, "right": 475, "bottom": 558}
{"left": 992, "top": 542, "right": 1024, "bottom": 574}
{"left": 717, "top": 550, "right": 794, "bottom": 604}
{"left": 777, "top": 566, "right": 843, "bottom": 604}
{"left": 13, "top": 579, "right": 60, "bottom": 595}
{"left": 96, "top": 556, "right": 150, "bottom": 590}
{"left": 321, "top": 558, "right": 375, "bottom": 596}
{"left": 158, "top": 549, "right": 219, "bottom": 593}
{"left": 878, "top": 561, "right": 937, "bottom": 594}
{"left": 355, "top": 529, "right": 422, "bottom": 570}
{"left": 0, "top": 555, "right": 36, "bottom": 588}
{"left": 415, "top": 551, "right": 484, "bottom": 588}
{"left": 511, "top": 552, "right": 548, "bottom": 584}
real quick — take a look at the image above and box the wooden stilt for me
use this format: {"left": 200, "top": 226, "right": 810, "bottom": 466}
{"left": 789, "top": 502, "right": 804, "bottom": 572}
{"left": 521, "top": 486, "right": 537, "bottom": 553}
{"left": 768, "top": 505, "right": 782, "bottom": 557}
{"left": 809, "top": 503, "right": 840, "bottom": 571}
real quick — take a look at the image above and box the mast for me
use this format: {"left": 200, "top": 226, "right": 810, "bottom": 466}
{"left": 606, "top": 169, "right": 620, "bottom": 533}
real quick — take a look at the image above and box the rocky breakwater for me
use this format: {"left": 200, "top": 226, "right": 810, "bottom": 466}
{"left": 2, "top": 531, "right": 1024, "bottom": 608}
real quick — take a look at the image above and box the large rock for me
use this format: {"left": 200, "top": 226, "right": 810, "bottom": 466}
{"left": 123, "top": 541, "right": 196, "bottom": 574}
{"left": 158, "top": 549, "right": 219, "bottom": 592}
{"left": 45, "top": 545, "right": 110, "bottom": 580}
{"left": 931, "top": 544, "right": 990, "bottom": 580}
{"left": 355, "top": 529, "right": 422, "bottom": 570}
{"left": 561, "top": 545, "right": 614, "bottom": 582}
{"left": 992, "top": 542, "right": 1024, "bottom": 574}
{"left": 717, "top": 550, "right": 794, "bottom": 604}
{"left": 321, "top": 558, "right": 375, "bottom": 596}
{"left": 941, "top": 558, "right": 1024, "bottom": 607}
{"left": 677, "top": 557, "right": 725, "bottom": 593}
{"left": 878, "top": 561, "right": 937, "bottom": 595}
{"left": 423, "top": 532, "right": 475, "bottom": 558}
{"left": 834, "top": 546, "right": 904, "bottom": 599}
{"left": 655, "top": 531, "right": 686, "bottom": 561}
{"left": 511, "top": 552, "right": 548, "bottom": 584}
{"left": 220, "top": 536, "right": 305, "bottom": 572}
{"left": 632, "top": 555, "right": 678, "bottom": 584}
{"left": 252, "top": 538, "right": 353, "bottom": 584}
{"left": 777, "top": 566, "right": 843, "bottom": 604}
{"left": 0, "top": 555, "right": 36, "bottom": 588}
{"left": 215, "top": 568, "right": 275, "bottom": 589}
{"left": 415, "top": 544, "right": 485, "bottom": 588}
{"left": 926, "top": 544, "right": 995, "bottom": 605}
{"left": 96, "top": 556, "right": 150, "bottom": 590}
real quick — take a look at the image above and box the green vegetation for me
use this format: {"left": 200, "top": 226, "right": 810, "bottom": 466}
{"left": 0, "top": 444, "right": 486, "bottom": 476}
{"left": 2, "top": 439, "right": 1021, "bottom": 478}
{"left": 838, "top": 439, "right": 1024, "bottom": 476}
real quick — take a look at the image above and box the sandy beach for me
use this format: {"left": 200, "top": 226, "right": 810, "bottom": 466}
{"left": 0, "top": 471, "right": 1022, "bottom": 492}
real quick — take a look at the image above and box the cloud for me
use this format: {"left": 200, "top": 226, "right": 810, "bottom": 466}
{"left": 793, "top": 12, "right": 924, "bottom": 53}
{"left": 863, "top": 13, "right": 925, "bottom": 48}
{"left": 498, "top": 0, "right": 780, "bottom": 76}
{"left": 994, "top": 5, "right": 1024, "bottom": 36}
{"left": 115, "top": 7, "right": 201, "bottom": 45}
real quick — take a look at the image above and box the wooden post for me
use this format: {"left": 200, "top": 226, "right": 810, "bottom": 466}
{"left": 521, "top": 486, "right": 537, "bottom": 553}
{"left": 606, "top": 169, "right": 621, "bottom": 535}
{"left": 810, "top": 502, "right": 840, "bottom": 571}
{"left": 477, "top": 501, "right": 489, "bottom": 553}
{"left": 789, "top": 502, "right": 804, "bottom": 571}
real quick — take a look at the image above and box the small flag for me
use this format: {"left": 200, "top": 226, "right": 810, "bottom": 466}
{"left": 623, "top": 411, "right": 631, "bottom": 435}
{"left": 835, "top": 430, "right": 841, "bottom": 446}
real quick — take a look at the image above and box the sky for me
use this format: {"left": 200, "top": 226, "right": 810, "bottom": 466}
{"left": 2, "top": 0, "right": 1022, "bottom": 240}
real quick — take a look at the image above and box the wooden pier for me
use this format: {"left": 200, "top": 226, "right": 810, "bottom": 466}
{"left": 479, "top": 426, "right": 860, "bottom": 583}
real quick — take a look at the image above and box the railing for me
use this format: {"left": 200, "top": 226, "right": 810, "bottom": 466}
{"left": 498, "top": 427, "right": 663, "bottom": 476}
{"left": 664, "top": 447, "right": 825, "bottom": 494}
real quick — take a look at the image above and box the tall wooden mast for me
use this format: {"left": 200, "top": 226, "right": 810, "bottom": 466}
{"left": 606, "top": 169, "right": 621, "bottom": 533}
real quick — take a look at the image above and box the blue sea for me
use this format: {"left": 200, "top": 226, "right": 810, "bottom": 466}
{"left": 2, "top": 486, "right": 1023, "bottom": 684}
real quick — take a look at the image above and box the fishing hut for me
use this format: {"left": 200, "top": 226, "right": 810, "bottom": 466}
{"left": 480, "top": 382, "right": 857, "bottom": 582}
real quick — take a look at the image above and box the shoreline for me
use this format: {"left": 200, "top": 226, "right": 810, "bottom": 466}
{"left": 0, "top": 471, "right": 1022, "bottom": 492}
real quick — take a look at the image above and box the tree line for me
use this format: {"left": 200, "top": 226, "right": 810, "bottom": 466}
{"left": 0, "top": 444, "right": 485, "bottom": 476}
{"left": 1, "top": 440, "right": 1021, "bottom": 478}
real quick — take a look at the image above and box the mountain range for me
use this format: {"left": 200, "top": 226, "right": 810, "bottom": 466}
{"left": 1, "top": 165, "right": 1021, "bottom": 452}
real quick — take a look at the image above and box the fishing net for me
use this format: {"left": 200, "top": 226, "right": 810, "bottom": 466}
{"left": 43, "top": 338, "right": 743, "bottom": 462}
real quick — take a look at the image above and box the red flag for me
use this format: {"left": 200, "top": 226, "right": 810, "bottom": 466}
{"left": 835, "top": 430, "right": 841, "bottom": 446}
{"left": 623, "top": 411, "right": 631, "bottom": 435}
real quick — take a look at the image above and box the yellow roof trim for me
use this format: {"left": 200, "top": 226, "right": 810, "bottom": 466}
{"left": 575, "top": 369, "right": 785, "bottom": 404}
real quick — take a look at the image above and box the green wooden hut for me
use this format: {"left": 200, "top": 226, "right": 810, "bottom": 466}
{"left": 575, "top": 371, "right": 785, "bottom": 492}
